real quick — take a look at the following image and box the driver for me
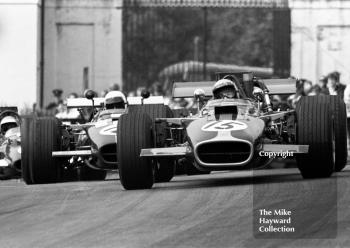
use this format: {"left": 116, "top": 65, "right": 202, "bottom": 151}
{"left": 212, "top": 79, "right": 239, "bottom": 99}
{"left": 0, "top": 116, "right": 18, "bottom": 135}
{"left": 104, "top": 91, "right": 127, "bottom": 110}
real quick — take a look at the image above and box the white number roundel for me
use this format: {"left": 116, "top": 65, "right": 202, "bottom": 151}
{"left": 201, "top": 120, "right": 248, "bottom": 132}
{"left": 100, "top": 125, "right": 117, "bottom": 136}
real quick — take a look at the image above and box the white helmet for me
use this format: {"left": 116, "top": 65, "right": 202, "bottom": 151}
{"left": 0, "top": 116, "right": 18, "bottom": 134}
{"left": 104, "top": 91, "right": 127, "bottom": 109}
{"left": 212, "top": 79, "right": 238, "bottom": 99}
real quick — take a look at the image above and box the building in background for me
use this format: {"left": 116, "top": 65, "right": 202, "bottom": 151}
{"left": 291, "top": 0, "right": 350, "bottom": 84}
{"left": 0, "top": 0, "right": 122, "bottom": 110}
{"left": 122, "top": 0, "right": 290, "bottom": 91}
{"left": 6, "top": 0, "right": 349, "bottom": 110}
{"left": 0, "top": 0, "right": 40, "bottom": 110}
{"left": 43, "top": 0, "right": 122, "bottom": 106}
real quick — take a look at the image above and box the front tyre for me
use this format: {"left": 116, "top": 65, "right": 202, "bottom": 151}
{"left": 296, "top": 96, "right": 335, "bottom": 178}
{"left": 117, "top": 111, "right": 154, "bottom": 190}
{"left": 130, "top": 104, "right": 176, "bottom": 183}
{"left": 330, "top": 96, "right": 347, "bottom": 172}
{"left": 21, "top": 116, "right": 62, "bottom": 184}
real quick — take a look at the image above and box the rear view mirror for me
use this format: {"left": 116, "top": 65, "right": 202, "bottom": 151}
{"left": 84, "top": 89, "right": 97, "bottom": 100}
{"left": 194, "top": 88, "right": 205, "bottom": 101}
{"left": 141, "top": 89, "right": 150, "bottom": 99}
{"left": 194, "top": 88, "right": 206, "bottom": 115}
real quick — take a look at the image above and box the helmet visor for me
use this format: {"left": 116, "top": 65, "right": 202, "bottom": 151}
{"left": 216, "top": 87, "right": 236, "bottom": 99}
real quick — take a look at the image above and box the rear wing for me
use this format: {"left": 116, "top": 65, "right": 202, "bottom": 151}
{"left": 172, "top": 81, "right": 215, "bottom": 98}
{"left": 67, "top": 98, "right": 105, "bottom": 108}
{"left": 260, "top": 78, "right": 296, "bottom": 95}
{"left": 172, "top": 78, "right": 296, "bottom": 98}
{"left": 127, "top": 96, "right": 164, "bottom": 105}
{"left": 67, "top": 96, "right": 164, "bottom": 108}
{"left": 0, "top": 106, "right": 18, "bottom": 113}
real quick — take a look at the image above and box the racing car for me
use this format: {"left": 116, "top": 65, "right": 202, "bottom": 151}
{"left": 20, "top": 90, "right": 167, "bottom": 184}
{"left": 0, "top": 107, "right": 22, "bottom": 179}
{"left": 116, "top": 72, "right": 347, "bottom": 190}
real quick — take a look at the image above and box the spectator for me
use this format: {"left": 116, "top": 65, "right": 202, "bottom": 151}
{"left": 127, "top": 91, "right": 136, "bottom": 97}
{"left": 287, "top": 79, "right": 306, "bottom": 108}
{"left": 55, "top": 92, "right": 80, "bottom": 120}
{"left": 136, "top": 87, "right": 147, "bottom": 96}
{"left": 68, "top": 92, "right": 78, "bottom": 99}
{"left": 318, "top": 76, "right": 329, "bottom": 95}
{"left": 101, "top": 89, "right": 108, "bottom": 97}
{"left": 46, "top": 102, "right": 58, "bottom": 116}
{"left": 45, "top": 88, "right": 64, "bottom": 115}
{"left": 308, "top": 85, "right": 321, "bottom": 96}
{"left": 151, "top": 82, "right": 164, "bottom": 96}
{"left": 53, "top": 88, "right": 63, "bottom": 104}
{"left": 327, "top": 71, "right": 346, "bottom": 99}
{"left": 344, "top": 84, "right": 350, "bottom": 105}
{"left": 168, "top": 98, "right": 190, "bottom": 109}
{"left": 109, "top": 83, "right": 120, "bottom": 92}
{"left": 302, "top": 80, "right": 313, "bottom": 95}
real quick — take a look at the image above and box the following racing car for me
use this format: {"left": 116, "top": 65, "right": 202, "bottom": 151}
{"left": 20, "top": 90, "right": 167, "bottom": 184}
{"left": 116, "top": 72, "right": 347, "bottom": 189}
{"left": 0, "top": 107, "right": 22, "bottom": 179}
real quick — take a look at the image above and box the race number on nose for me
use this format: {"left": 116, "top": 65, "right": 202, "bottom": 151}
{"left": 201, "top": 120, "right": 248, "bottom": 131}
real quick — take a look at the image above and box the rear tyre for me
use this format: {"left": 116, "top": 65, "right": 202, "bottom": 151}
{"left": 330, "top": 96, "right": 348, "bottom": 172}
{"left": 21, "top": 117, "right": 61, "bottom": 184}
{"left": 296, "top": 96, "right": 334, "bottom": 178}
{"left": 117, "top": 111, "right": 154, "bottom": 189}
{"left": 128, "top": 104, "right": 173, "bottom": 120}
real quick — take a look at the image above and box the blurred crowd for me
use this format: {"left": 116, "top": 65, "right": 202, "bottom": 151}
{"left": 127, "top": 82, "right": 194, "bottom": 110}
{"left": 44, "top": 81, "right": 193, "bottom": 117}
{"left": 287, "top": 71, "right": 347, "bottom": 108}
{"left": 43, "top": 83, "right": 123, "bottom": 117}
{"left": 44, "top": 70, "right": 349, "bottom": 116}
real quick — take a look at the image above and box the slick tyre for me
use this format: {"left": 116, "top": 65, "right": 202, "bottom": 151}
{"left": 296, "top": 96, "right": 335, "bottom": 178}
{"left": 128, "top": 104, "right": 173, "bottom": 121}
{"left": 330, "top": 96, "right": 347, "bottom": 172}
{"left": 130, "top": 104, "right": 175, "bottom": 183}
{"left": 21, "top": 116, "right": 61, "bottom": 184}
{"left": 117, "top": 111, "right": 154, "bottom": 189}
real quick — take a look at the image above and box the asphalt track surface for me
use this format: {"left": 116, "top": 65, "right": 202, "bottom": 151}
{"left": 1, "top": 165, "right": 350, "bottom": 248}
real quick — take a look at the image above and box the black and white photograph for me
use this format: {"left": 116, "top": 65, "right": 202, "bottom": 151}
{"left": 1, "top": 0, "right": 350, "bottom": 247}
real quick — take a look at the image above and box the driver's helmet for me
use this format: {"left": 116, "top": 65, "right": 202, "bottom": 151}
{"left": 0, "top": 116, "right": 18, "bottom": 135}
{"left": 212, "top": 79, "right": 238, "bottom": 99}
{"left": 104, "top": 91, "right": 127, "bottom": 109}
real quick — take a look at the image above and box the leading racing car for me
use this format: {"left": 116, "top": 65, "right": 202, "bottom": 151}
{"left": 116, "top": 72, "right": 347, "bottom": 190}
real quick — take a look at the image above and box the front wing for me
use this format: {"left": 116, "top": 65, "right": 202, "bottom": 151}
{"left": 140, "top": 144, "right": 309, "bottom": 158}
